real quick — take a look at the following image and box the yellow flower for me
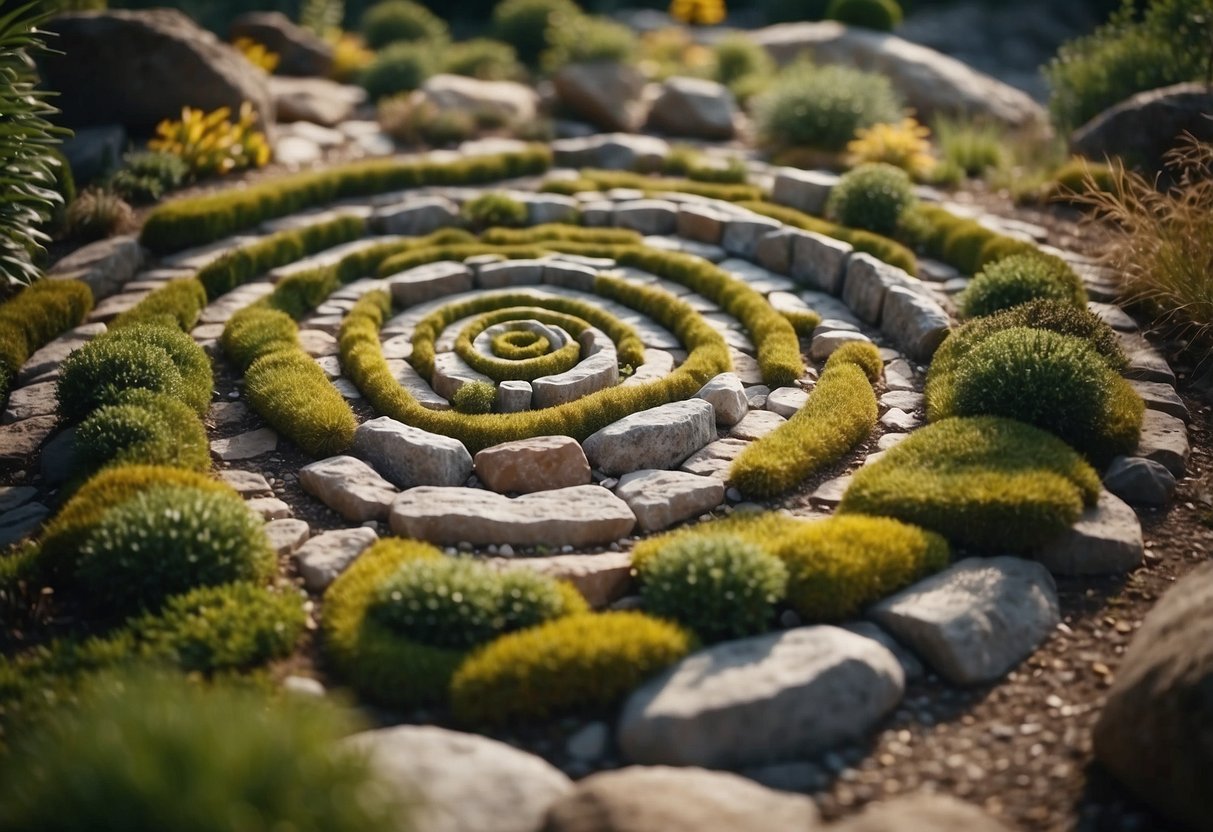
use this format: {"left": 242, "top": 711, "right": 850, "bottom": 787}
{"left": 846, "top": 117, "right": 937, "bottom": 179}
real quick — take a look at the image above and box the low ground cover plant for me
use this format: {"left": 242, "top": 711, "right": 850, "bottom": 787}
{"left": 0, "top": 279, "right": 92, "bottom": 402}
{"left": 958, "top": 252, "right": 1088, "bottom": 319}
{"left": 826, "top": 162, "right": 917, "bottom": 236}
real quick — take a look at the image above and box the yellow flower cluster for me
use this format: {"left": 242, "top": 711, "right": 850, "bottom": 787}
{"left": 846, "top": 117, "right": 936, "bottom": 179}
{"left": 669, "top": 0, "right": 726, "bottom": 25}
{"left": 232, "top": 37, "right": 280, "bottom": 73}
{"left": 149, "top": 104, "right": 272, "bottom": 178}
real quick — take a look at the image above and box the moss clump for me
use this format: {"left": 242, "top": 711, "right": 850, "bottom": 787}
{"left": 491, "top": 329, "right": 550, "bottom": 359}
{"left": 838, "top": 416, "right": 1101, "bottom": 551}
{"left": 110, "top": 278, "right": 208, "bottom": 332}
{"left": 462, "top": 192, "right": 529, "bottom": 230}
{"left": 541, "top": 169, "right": 763, "bottom": 203}
{"left": 361, "top": 0, "right": 449, "bottom": 48}
{"left": 455, "top": 311, "right": 584, "bottom": 382}
{"left": 131, "top": 582, "right": 306, "bottom": 673}
{"left": 772, "top": 515, "right": 949, "bottom": 621}
{"left": 243, "top": 348, "right": 357, "bottom": 458}
{"left": 0, "top": 279, "right": 93, "bottom": 401}
{"left": 74, "top": 390, "right": 210, "bottom": 477}
{"left": 56, "top": 336, "right": 186, "bottom": 424}
{"left": 958, "top": 252, "right": 1087, "bottom": 318}
{"left": 324, "top": 539, "right": 587, "bottom": 709}
{"left": 639, "top": 534, "right": 787, "bottom": 643}
{"left": 826, "top": 0, "right": 903, "bottom": 30}
{"left": 450, "top": 612, "right": 693, "bottom": 725}
{"left": 222, "top": 307, "right": 299, "bottom": 371}
{"left": 100, "top": 323, "right": 213, "bottom": 414}
{"left": 630, "top": 511, "right": 816, "bottom": 574}
{"left": 0, "top": 669, "right": 404, "bottom": 832}
{"left": 928, "top": 327, "right": 1143, "bottom": 464}
{"left": 827, "top": 162, "right": 917, "bottom": 236}
{"left": 451, "top": 380, "right": 498, "bottom": 414}
{"left": 75, "top": 484, "right": 274, "bottom": 617}
{"left": 753, "top": 62, "right": 902, "bottom": 153}
{"left": 729, "top": 342, "right": 880, "bottom": 499}
{"left": 481, "top": 225, "right": 640, "bottom": 246}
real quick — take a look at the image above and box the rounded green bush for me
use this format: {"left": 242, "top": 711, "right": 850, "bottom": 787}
{"left": 639, "top": 534, "right": 787, "bottom": 643}
{"left": 102, "top": 323, "right": 213, "bottom": 414}
{"left": 772, "top": 515, "right": 949, "bottom": 621}
{"left": 958, "top": 252, "right": 1087, "bottom": 318}
{"left": 542, "top": 14, "right": 637, "bottom": 71}
{"left": 132, "top": 582, "right": 306, "bottom": 673}
{"left": 711, "top": 33, "right": 775, "bottom": 92}
{"left": 0, "top": 669, "right": 404, "bottom": 832}
{"left": 76, "top": 484, "right": 274, "bottom": 616}
{"left": 941, "top": 327, "right": 1143, "bottom": 464}
{"left": 827, "top": 162, "right": 917, "bottom": 236}
{"left": 753, "top": 62, "right": 902, "bottom": 153}
{"left": 361, "top": 0, "right": 448, "bottom": 48}
{"left": 442, "top": 38, "right": 523, "bottom": 81}
{"left": 450, "top": 612, "right": 693, "bottom": 725}
{"left": 825, "top": 0, "right": 903, "bottom": 30}
{"left": 451, "top": 380, "right": 497, "bottom": 414}
{"left": 493, "top": 0, "right": 580, "bottom": 67}
{"left": 74, "top": 389, "right": 209, "bottom": 476}
{"left": 361, "top": 41, "right": 439, "bottom": 100}
{"left": 462, "top": 192, "right": 528, "bottom": 229}
{"left": 56, "top": 336, "right": 186, "bottom": 424}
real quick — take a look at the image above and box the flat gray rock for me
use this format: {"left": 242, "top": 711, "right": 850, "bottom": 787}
{"left": 765, "top": 386, "right": 808, "bottom": 418}
{"left": 0, "top": 502, "right": 50, "bottom": 548}
{"left": 1032, "top": 489, "right": 1143, "bottom": 576}
{"left": 264, "top": 518, "right": 310, "bottom": 556}
{"left": 869, "top": 556, "right": 1059, "bottom": 685}
{"left": 387, "top": 261, "right": 473, "bottom": 309}
{"left": 299, "top": 454, "right": 398, "bottom": 522}
{"left": 210, "top": 428, "right": 278, "bottom": 461}
{"left": 390, "top": 485, "right": 636, "bottom": 547}
{"left": 2, "top": 381, "right": 58, "bottom": 424}
{"left": 694, "top": 372, "right": 748, "bottom": 427}
{"left": 352, "top": 416, "right": 472, "bottom": 489}
{"left": 1134, "top": 408, "right": 1189, "bottom": 478}
{"left": 295, "top": 526, "right": 378, "bottom": 590}
{"left": 678, "top": 438, "right": 750, "bottom": 480}
{"left": 614, "top": 200, "right": 679, "bottom": 236}
{"left": 615, "top": 469, "right": 725, "bottom": 533}
{"left": 0, "top": 486, "right": 36, "bottom": 514}
{"left": 880, "top": 284, "right": 951, "bottom": 362}
{"left": 1103, "top": 455, "right": 1176, "bottom": 507}
{"left": 1128, "top": 378, "right": 1189, "bottom": 422}
{"left": 841, "top": 254, "right": 913, "bottom": 325}
{"left": 809, "top": 329, "right": 871, "bottom": 362}
{"left": 373, "top": 195, "right": 459, "bottom": 236}
{"left": 245, "top": 496, "right": 291, "bottom": 521}
{"left": 618, "top": 625, "right": 904, "bottom": 768}
{"left": 0, "top": 415, "right": 60, "bottom": 465}
{"left": 345, "top": 725, "right": 572, "bottom": 832}
{"left": 790, "top": 228, "right": 852, "bottom": 295}
{"left": 18, "top": 322, "right": 106, "bottom": 385}
{"left": 218, "top": 469, "right": 272, "bottom": 496}
{"left": 728, "top": 409, "right": 786, "bottom": 440}
{"left": 772, "top": 167, "right": 839, "bottom": 217}
{"left": 583, "top": 399, "right": 715, "bottom": 476}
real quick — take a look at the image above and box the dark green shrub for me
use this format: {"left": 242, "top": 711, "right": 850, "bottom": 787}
{"left": 56, "top": 337, "right": 186, "bottom": 424}
{"left": 75, "top": 484, "right": 274, "bottom": 616}
{"left": 132, "top": 583, "right": 305, "bottom": 674}
{"left": 959, "top": 252, "right": 1088, "bottom": 318}
{"left": 102, "top": 323, "right": 213, "bottom": 414}
{"left": 0, "top": 278, "right": 92, "bottom": 399}
{"left": 65, "top": 187, "right": 135, "bottom": 242}
{"left": 109, "top": 151, "right": 190, "bottom": 204}
{"left": 0, "top": 669, "right": 403, "bottom": 832}
{"left": 825, "top": 0, "right": 903, "bottom": 30}
{"left": 827, "top": 162, "right": 917, "bottom": 236}
{"left": 838, "top": 416, "right": 1102, "bottom": 551}
{"left": 542, "top": 14, "right": 638, "bottom": 71}
{"left": 361, "top": 41, "right": 439, "bottom": 100}
{"left": 753, "top": 62, "right": 902, "bottom": 153}
{"left": 140, "top": 147, "right": 552, "bottom": 253}
{"left": 361, "top": 0, "right": 448, "bottom": 48}
{"left": 74, "top": 390, "right": 210, "bottom": 477}
{"left": 111, "top": 278, "right": 208, "bottom": 331}
{"left": 462, "top": 192, "right": 529, "bottom": 229}
{"left": 730, "top": 342, "right": 880, "bottom": 498}
{"left": 931, "top": 326, "right": 1144, "bottom": 464}
{"left": 494, "top": 0, "right": 581, "bottom": 67}
{"left": 442, "top": 38, "right": 524, "bottom": 81}
{"left": 711, "top": 33, "right": 775, "bottom": 99}
{"left": 451, "top": 380, "right": 497, "bottom": 414}
{"left": 450, "top": 612, "right": 693, "bottom": 724}
{"left": 639, "top": 534, "right": 787, "bottom": 642}
{"left": 773, "top": 514, "right": 949, "bottom": 620}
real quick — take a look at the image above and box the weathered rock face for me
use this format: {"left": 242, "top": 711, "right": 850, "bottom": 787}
{"left": 551, "top": 133, "right": 670, "bottom": 171}
{"left": 41, "top": 10, "right": 274, "bottom": 134}
{"left": 390, "top": 485, "right": 636, "bottom": 547}
{"left": 1094, "top": 562, "right": 1213, "bottom": 832}
{"left": 541, "top": 766, "right": 820, "bottom": 832}
{"left": 351, "top": 416, "right": 473, "bottom": 490}
{"left": 614, "top": 469, "right": 725, "bottom": 533}
{"left": 645, "top": 76, "right": 738, "bottom": 140}
{"left": 269, "top": 76, "right": 365, "bottom": 126}
{"left": 473, "top": 436, "right": 592, "bottom": 494}
{"left": 295, "top": 527, "right": 378, "bottom": 591}
{"left": 346, "top": 725, "right": 572, "bottom": 832}
{"left": 1031, "top": 489, "right": 1143, "bottom": 576}
{"left": 413, "top": 74, "right": 540, "bottom": 124}
{"left": 583, "top": 400, "right": 716, "bottom": 476}
{"left": 618, "top": 626, "right": 904, "bottom": 768}
{"left": 552, "top": 61, "right": 649, "bottom": 133}
{"left": 229, "top": 11, "right": 333, "bottom": 77}
{"left": 750, "top": 21, "right": 1046, "bottom": 129}
{"left": 695, "top": 373, "right": 748, "bottom": 427}
{"left": 299, "top": 455, "right": 398, "bottom": 522}
{"left": 1071, "top": 83, "right": 1213, "bottom": 174}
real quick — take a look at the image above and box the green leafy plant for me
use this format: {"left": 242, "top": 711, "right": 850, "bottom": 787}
{"left": 0, "top": 3, "right": 68, "bottom": 289}
{"left": 958, "top": 252, "right": 1088, "bottom": 318}
{"left": 462, "top": 192, "right": 529, "bottom": 229}
{"left": 75, "top": 484, "right": 274, "bottom": 617}
{"left": 450, "top": 612, "right": 693, "bottom": 724}
{"left": 838, "top": 416, "right": 1101, "bottom": 551}
{"left": 639, "top": 534, "right": 787, "bottom": 642}
{"left": 753, "top": 61, "right": 902, "bottom": 153}
{"left": 361, "top": 0, "right": 448, "bottom": 48}
{"left": 542, "top": 14, "right": 638, "bottom": 71}
{"left": 451, "top": 380, "right": 497, "bottom": 414}
{"left": 0, "top": 669, "right": 404, "bottom": 832}
{"left": 826, "top": 162, "right": 917, "bottom": 235}
{"left": 825, "top": 0, "right": 903, "bottom": 31}
{"left": 108, "top": 151, "right": 190, "bottom": 204}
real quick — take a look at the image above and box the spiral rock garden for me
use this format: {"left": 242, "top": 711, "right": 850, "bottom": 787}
{"left": 3, "top": 1, "right": 1213, "bottom": 831}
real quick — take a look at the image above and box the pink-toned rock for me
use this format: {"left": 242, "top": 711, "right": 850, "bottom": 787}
{"left": 492, "top": 551, "right": 634, "bottom": 608}
{"left": 474, "top": 435, "right": 592, "bottom": 494}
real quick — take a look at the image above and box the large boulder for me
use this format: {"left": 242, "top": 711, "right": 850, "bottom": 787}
{"left": 1094, "top": 562, "right": 1213, "bottom": 831}
{"left": 229, "top": 11, "right": 334, "bottom": 77}
{"left": 41, "top": 10, "right": 274, "bottom": 134}
{"left": 1071, "top": 82, "right": 1213, "bottom": 174}
{"left": 749, "top": 21, "right": 1046, "bottom": 129}
{"left": 645, "top": 76, "right": 738, "bottom": 140}
{"left": 552, "top": 61, "right": 649, "bottom": 133}
{"left": 412, "top": 74, "right": 540, "bottom": 125}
